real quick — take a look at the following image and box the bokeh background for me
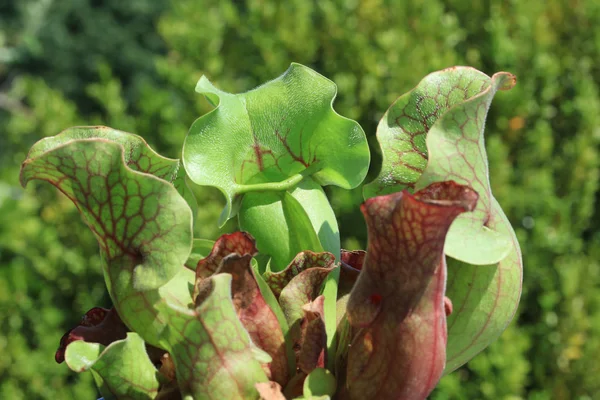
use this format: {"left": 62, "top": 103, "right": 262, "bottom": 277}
{"left": 1, "top": 1, "right": 599, "bottom": 399}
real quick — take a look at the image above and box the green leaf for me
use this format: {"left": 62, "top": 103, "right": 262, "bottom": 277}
{"left": 164, "top": 273, "right": 269, "bottom": 399}
{"left": 239, "top": 191, "right": 324, "bottom": 272}
{"left": 444, "top": 197, "right": 523, "bottom": 372}
{"left": 362, "top": 67, "right": 523, "bottom": 370}
{"left": 26, "top": 126, "right": 197, "bottom": 220}
{"left": 288, "top": 177, "right": 341, "bottom": 258}
{"left": 183, "top": 63, "right": 370, "bottom": 222}
{"left": 303, "top": 368, "right": 336, "bottom": 398}
{"left": 346, "top": 182, "right": 478, "bottom": 399}
{"left": 413, "top": 70, "right": 516, "bottom": 264}
{"left": 409, "top": 71, "right": 522, "bottom": 371}
{"left": 364, "top": 67, "right": 514, "bottom": 264}
{"left": 20, "top": 136, "right": 195, "bottom": 348}
{"left": 64, "top": 332, "right": 162, "bottom": 400}
{"left": 364, "top": 68, "right": 496, "bottom": 196}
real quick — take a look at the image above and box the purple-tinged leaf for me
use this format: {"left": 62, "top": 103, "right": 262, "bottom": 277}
{"left": 346, "top": 181, "right": 478, "bottom": 400}
{"left": 215, "top": 253, "right": 289, "bottom": 386}
{"left": 192, "top": 231, "right": 291, "bottom": 385}
{"left": 337, "top": 250, "right": 365, "bottom": 299}
{"left": 193, "top": 231, "right": 257, "bottom": 287}
{"left": 184, "top": 238, "right": 215, "bottom": 271}
{"left": 279, "top": 257, "right": 336, "bottom": 331}
{"left": 335, "top": 251, "right": 365, "bottom": 331}
{"left": 278, "top": 256, "right": 336, "bottom": 380}
{"left": 297, "top": 296, "right": 327, "bottom": 374}
{"left": 56, "top": 307, "right": 127, "bottom": 364}
{"left": 264, "top": 251, "right": 336, "bottom": 298}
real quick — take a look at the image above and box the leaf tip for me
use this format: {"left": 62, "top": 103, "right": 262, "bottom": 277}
{"left": 493, "top": 72, "right": 517, "bottom": 91}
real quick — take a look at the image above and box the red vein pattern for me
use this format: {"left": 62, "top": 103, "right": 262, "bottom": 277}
{"left": 346, "top": 181, "right": 478, "bottom": 400}
{"left": 193, "top": 232, "right": 289, "bottom": 386}
{"left": 264, "top": 251, "right": 336, "bottom": 298}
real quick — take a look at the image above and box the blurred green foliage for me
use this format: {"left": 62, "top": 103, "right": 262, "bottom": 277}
{"left": 1, "top": 0, "right": 599, "bottom": 399}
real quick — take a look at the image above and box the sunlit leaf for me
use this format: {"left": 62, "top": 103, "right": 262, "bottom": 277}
{"left": 346, "top": 181, "right": 478, "bottom": 399}
{"left": 363, "top": 67, "right": 522, "bottom": 370}
{"left": 20, "top": 136, "right": 194, "bottom": 348}
{"left": 165, "top": 274, "right": 269, "bottom": 399}
{"left": 64, "top": 333, "right": 163, "bottom": 400}
{"left": 193, "top": 231, "right": 291, "bottom": 385}
{"left": 183, "top": 63, "right": 369, "bottom": 223}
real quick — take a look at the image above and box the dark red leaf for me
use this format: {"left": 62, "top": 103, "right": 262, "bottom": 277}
{"left": 192, "top": 232, "right": 289, "bottom": 385}
{"left": 55, "top": 307, "right": 128, "bottom": 363}
{"left": 215, "top": 253, "right": 289, "bottom": 385}
{"left": 194, "top": 231, "right": 257, "bottom": 283}
{"left": 264, "top": 251, "right": 336, "bottom": 298}
{"left": 297, "top": 295, "right": 327, "bottom": 374}
{"left": 345, "top": 181, "right": 478, "bottom": 400}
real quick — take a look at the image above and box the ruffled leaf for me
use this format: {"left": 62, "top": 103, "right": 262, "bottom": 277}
{"left": 183, "top": 63, "right": 370, "bottom": 223}
{"left": 56, "top": 307, "right": 128, "bottom": 364}
{"left": 184, "top": 238, "right": 215, "bottom": 271}
{"left": 193, "top": 231, "right": 292, "bottom": 385}
{"left": 25, "top": 126, "right": 197, "bottom": 218}
{"left": 165, "top": 274, "right": 269, "bottom": 399}
{"left": 20, "top": 136, "right": 194, "bottom": 348}
{"left": 215, "top": 253, "right": 289, "bottom": 385}
{"left": 194, "top": 231, "right": 257, "bottom": 284}
{"left": 279, "top": 258, "right": 336, "bottom": 330}
{"left": 346, "top": 181, "right": 478, "bottom": 400}
{"left": 363, "top": 67, "right": 523, "bottom": 370}
{"left": 64, "top": 332, "right": 163, "bottom": 400}
{"left": 264, "top": 251, "right": 336, "bottom": 298}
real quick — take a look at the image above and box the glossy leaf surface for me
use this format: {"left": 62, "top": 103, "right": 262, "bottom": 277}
{"left": 183, "top": 63, "right": 369, "bottom": 223}
{"left": 239, "top": 191, "right": 324, "bottom": 272}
